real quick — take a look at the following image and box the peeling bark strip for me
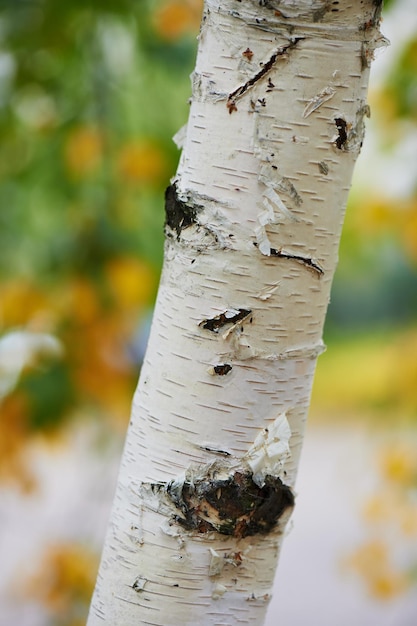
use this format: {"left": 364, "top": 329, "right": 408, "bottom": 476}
{"left": 200, "top": 308, "right": 252, "bottom": 332}
{"left": 164, "top": 183, "right": 198, "bottom": 238}
{"left": 302, "top": 86, "right": 335, "bottom": 118}
{"left": 227, "top": 38, "right": 302, "bottom": 113}
{"left": 166, "top": 471, "right": 294, "bottom": 538}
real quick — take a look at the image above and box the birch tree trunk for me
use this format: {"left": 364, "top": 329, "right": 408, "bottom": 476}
{"left": 88, "top": 2, "right": 384, "bottom": 624}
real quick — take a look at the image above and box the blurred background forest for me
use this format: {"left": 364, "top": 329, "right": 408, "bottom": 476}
{"left": 0, "top": 1, "right": 416, "bottom": 625}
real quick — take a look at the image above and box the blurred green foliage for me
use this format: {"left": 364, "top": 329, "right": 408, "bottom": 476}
{"left": 0, "top": 0, "right": 199, "bottom": 278}
{"left": 387, "top": 38, "right": 417, "bottom": 120}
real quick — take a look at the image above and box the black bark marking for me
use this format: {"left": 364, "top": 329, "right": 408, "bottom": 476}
{"left": 270, "top": 247, "right": 324, "bottom": 277}
{"left": 200, "top": 309, "right": 252, "bottom": 333}
{"left": 266, "top": 77, "right": 275, "bottom": 92}
{"left": 164, "top": 184, "right": 198, "bottom": 239}
{"left": 166, "top": 471, "right": 294, "bottom": 538}
{"left": 227, "top": 38, "right": 302, "bottom": 113}
{"left": 213, "top": 363, "right": 233, "bottom": 376}
{"left": 200, "top": 445, "right": 232, "bottom": 457}
{"left": 334, "top": 117, "right": 348, "bottom": 150}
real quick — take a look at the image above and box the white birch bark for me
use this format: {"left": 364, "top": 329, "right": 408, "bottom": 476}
{"left": 88, "top": 2, "right": 384, "bottom": 624}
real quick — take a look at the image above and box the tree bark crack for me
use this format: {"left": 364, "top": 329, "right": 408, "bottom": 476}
{"left": 269, "top": 247, "right": 324, "bottom": 277}
{"left": 227, "top": 38, "right": 303, "bottom": 113}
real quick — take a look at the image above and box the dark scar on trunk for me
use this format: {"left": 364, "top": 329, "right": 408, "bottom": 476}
{"left": 200, "top": 309, "right": 252, "bottom": 332}
{"left": 164, "top": 184, "right": 198, "bottom": 238}
{"left": 227, "top": 38, "right": 303, "bottom": 113}
{"left": 334, "top": 117, "right": 348, "bottom": 150}
{"left": 166, "top": 471, "right": 294, "bottom": 538}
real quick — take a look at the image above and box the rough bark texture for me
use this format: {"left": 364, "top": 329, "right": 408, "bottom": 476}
{"left": 88, "top": 2, "right": 384, "bottom": 624}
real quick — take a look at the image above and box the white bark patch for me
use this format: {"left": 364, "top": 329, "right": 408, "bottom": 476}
{"left": 361, "top": 32, "right": 390, "bottom": 69}
{"left": 132, "top": 577, "right": 147, "bottom": 593}
{"left": 255, "top": 183, "right": 300, "bottom": 256}
{"left": 256, "top": 281, "right": 280, "bottom": 301}
{"left": 209, "top": 547, "right": 247, "bottom": 578}
{"left": 209, "top": 549, "right": 225, "bottom": 577}
{"left": 245, "top": 413, "right": 292, "bottom": 487}
{"left": 173, "top": 123, "right": 188, "bottom": 149}
{"left": 255, "top": 196, "right": 275, "bottom": 256}
{"left": 302, "top": 85, "right": 336, "bottom": 118}
{"left": 255, "top": 140, "right": 304, "bottom": 256}
{"left": 212, "top": 582, "right": 227, "bottom": 600}
{"left": 281, "top": 341, "right": 326, "bottom": 360}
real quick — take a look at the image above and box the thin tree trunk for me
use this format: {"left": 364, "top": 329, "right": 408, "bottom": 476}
{"left": 88, "top": 2, "right": 384, "bottom": 624}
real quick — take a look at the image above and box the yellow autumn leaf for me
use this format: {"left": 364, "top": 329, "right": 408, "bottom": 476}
{"left": 362, "top": 492, "right": 394, "bottom": 525}
{"left": 402, "top": 205, "right": 417, "bottom": 263}
{"left": 368, "top": 86, "right": 398, "bottom": 127}
{"left": 105, "top": 256, "right": 156, "bottom": 309}
{"left": 345, "top": 539, "right": 408, "bottom": 600}
{"left": 153, "top": 0, "right": 202, "bottom": 41}
{"left": 399, "top": 504, "right": 417, "bottom": 536}
{"left": 362, "top": 488, "right": 417, "bottom": 536}
{"left": 387, "top": 329, "right": 417, "bottom": 413}
{"left": 369, "top": 571, "right": 409, "bottom": 600}
{"left": 64, "top": 126, "right": 102, "bottom": 178}
{"left": 0, "top": 281, "right": 49, "bottom": 329}
{"left": 0, "top": 392, "right": 35, "bottom": 492}
{"left": 363, "top": 196, "right": 397, "bottom": 232}
{"left": 65, "top": 309, "right": 136, "bottom": 422}
{"left": 311, "top": 336, "right": 392, "bottom": 417}
{"left": 26, "top": 543, "right": 98, "bottom": 616}
{"left": 116, "top": 140, "right": 167, "bottom": 185}
{"left": 379, "top": 443, "right": 417, "bottom": 487}
{"left": 60, "top": 277, "right": 101, "bottom": 326}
